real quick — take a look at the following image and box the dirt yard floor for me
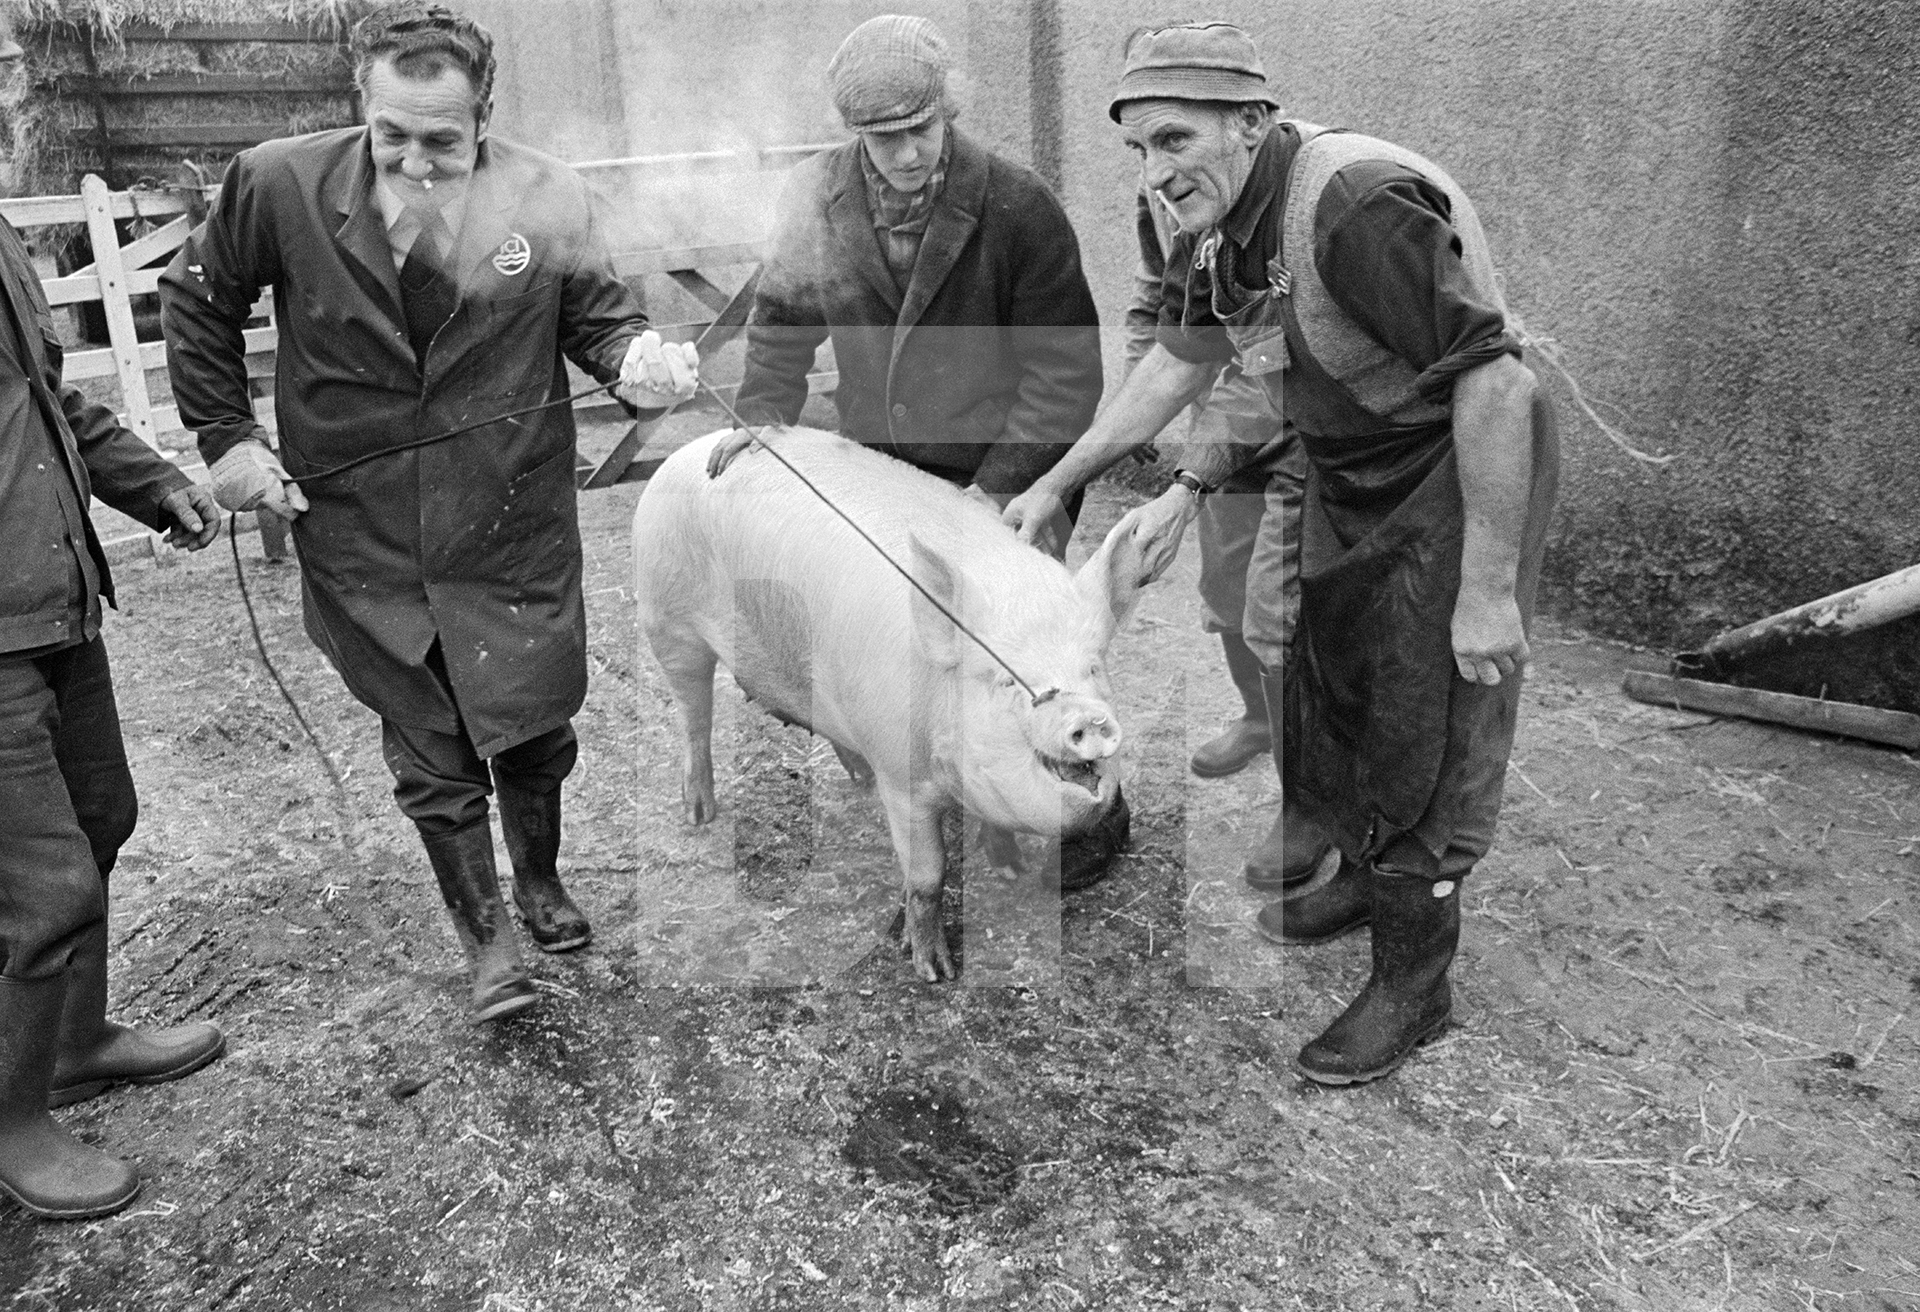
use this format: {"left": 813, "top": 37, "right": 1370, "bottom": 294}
{"left": 4, "top": 414, "right": 1917, "bottom": 1312}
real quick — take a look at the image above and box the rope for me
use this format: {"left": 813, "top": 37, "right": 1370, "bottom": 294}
{"left": 227, "top": 515, "right": 356, "bottom": 854}
{"left": 699, "top": 387, "right": 1059, "bottom": 708}
{"left": 294, "top": 380, "right": 622, "bottom": 484}
{"left": 223, "top": 372, "right": 1058, "bottom": 819}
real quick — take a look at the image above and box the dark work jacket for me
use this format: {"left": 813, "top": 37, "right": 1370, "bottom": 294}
{"left": 1, "top": 218, "right": 190, "bottom": 656}
{"left": 735, "top": 129, "right": 1102, "bottom": 497}
{"left": 160, "top": 129, "right": 647, "bottom": 756}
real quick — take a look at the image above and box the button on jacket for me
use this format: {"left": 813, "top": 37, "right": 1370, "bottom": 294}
{"left": 159, "top": 129, "right": 649, "bottom": 757}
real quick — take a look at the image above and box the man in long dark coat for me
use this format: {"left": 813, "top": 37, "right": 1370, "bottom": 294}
{"left": 160, "top": 3, "right": 697, "bottom": 1023}
{"left": 709, "top": 14, "right": 1126, "bottom": 889}
{"left": 1, "top": 7, "right": 227, "bottom": 1220}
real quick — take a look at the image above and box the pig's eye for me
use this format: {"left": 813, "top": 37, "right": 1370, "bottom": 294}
{"left": 993, "top": 673, "right": 1017, "bottom": 692}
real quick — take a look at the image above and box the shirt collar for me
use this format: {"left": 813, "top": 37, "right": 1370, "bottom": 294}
{"left": 860, "top": 127, "right": 952, "bottom": 232}
{"left": 1217, "top": 122, "right": 1297, "bottom": 251}
{"left": 373, "top": 165, "right": 471, "bottom": 242}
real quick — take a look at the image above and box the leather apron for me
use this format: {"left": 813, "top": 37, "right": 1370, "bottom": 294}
{"left": 1214, "top": 207, "right": 1559, "bottom": 879}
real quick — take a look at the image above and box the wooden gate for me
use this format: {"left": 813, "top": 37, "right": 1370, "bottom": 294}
{"left": 1, "top": 143, "right": 837, "bottom": 562}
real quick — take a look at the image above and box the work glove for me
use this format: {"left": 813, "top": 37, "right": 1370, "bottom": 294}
{"left": 616, "top": 330, "right": 699, "bottom": 408}
{"left": 209, "top": 440, "right": 309, "bottom": 520}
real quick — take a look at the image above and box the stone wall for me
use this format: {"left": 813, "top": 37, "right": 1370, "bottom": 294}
{"left": 471, "top": 0, "right": 1920, "bottom": 703}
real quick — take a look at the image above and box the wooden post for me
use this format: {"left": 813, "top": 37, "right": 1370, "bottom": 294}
{"left": 1623, "top": 670, "right": 1920, "bottom": 751}
{"left": 79, "top": 174, "right": 160, "bottom": 452}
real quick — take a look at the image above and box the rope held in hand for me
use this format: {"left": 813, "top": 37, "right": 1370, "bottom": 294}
{"left": 225, "top": 372, "right": 1057, "bottom": 825}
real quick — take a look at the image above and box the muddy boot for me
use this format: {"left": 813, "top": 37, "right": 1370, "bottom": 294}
{"left": 421, "top": 821, "right": 541, "bottom": 1024}
{"left": 1189, "top": 632, "right": 1272, "bottom": 778}
{"left": 0, "top": 972, "right": 141, "bottom": 1220}
{"left": 50, "top": 920, "right": 226, "bottom": 1108}
{"left": 496, "top": 783, "right": 591, "bottom": 953}
{"left": 1254, "top": 856, "right": 1372, "bottom": 944}
{"left": 1296, "top": 872, "right": 1460, "bottom": 1086}
{"left": 1057, "top": 788, "right": 1131, "bottom": 892}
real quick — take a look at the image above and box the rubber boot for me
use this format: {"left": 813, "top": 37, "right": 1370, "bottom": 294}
{"left": 496, "top": 783, "right": 592, "bottom": 953}
{"left": 1057, "top": 787, "right": 1131, "bottom": 892}
{"left": 1242, "top": 666, "right": 1334, "bottom": 892}
{"left": 50, "top": 920, "right": 226, "bottom": 1108}
{"left": 1296, "top": 872, "right": 1460, "bottom": 1086}
{"left": 1189, "top": 632, "right": 1272, "bottom": 778}
{"left": 1242, "top": 794, "right": 1341, "bottom": 893}
{"left": 0, "top": 973, "right": 141, "bottom": 1220}
{"left": 1255, "top": 856, "right": 1373, "bottom": 945}
{"left": 421, "top": 821, "right": 541, "bottom": 1023}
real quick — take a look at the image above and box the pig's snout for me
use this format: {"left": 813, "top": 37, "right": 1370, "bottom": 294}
{"left": 1060, "top": 706, "right": 1121, "bottom": 761}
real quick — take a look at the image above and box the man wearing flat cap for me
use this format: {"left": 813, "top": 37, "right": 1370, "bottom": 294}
{"left": 711, "top": 14, "right": 1125, "bottom": 890}
{"left": 1007, "top": 21, "right": 1558, "bottom": 1084}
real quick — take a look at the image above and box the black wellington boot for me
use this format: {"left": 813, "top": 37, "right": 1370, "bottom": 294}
{"left": 50, "top": 919, "right": 226, "bottom": 1108}
{"left": 0, "top": 972, "right": 140, "bottom": 1219}
{"left": 1189, "top": 632, "right": 1272, "bottom": 778}
{"left": 496, "top": 783, "right": 592, "bottom": 952}
{"left": 421, "top": 821, "right": 541, "bottom": 1023}
{"left": 1242, "top": 793, "right": 1341, "bottom": 894}
{"left": 1296, "top": 872, "right": 1460, "bottom": 1086}
{"left": 1242, "top": 667, "right": 1334, "bottom": 893}
{"left": 1254, "top": 857, "right": 1372, "bottom": 945}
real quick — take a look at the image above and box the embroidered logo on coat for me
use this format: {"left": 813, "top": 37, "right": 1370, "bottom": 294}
{"left": 492, "top": 234, "right": 531, "bottom": 277}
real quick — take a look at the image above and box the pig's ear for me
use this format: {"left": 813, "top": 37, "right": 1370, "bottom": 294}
{"left": 1075, "top": 515, "right": 1153, "bottom": 652}
{"left": 908, "top": 533, "right": 966, "bottom": 668}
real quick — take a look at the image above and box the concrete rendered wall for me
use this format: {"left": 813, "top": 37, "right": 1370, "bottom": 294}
{"left": 467, "top": 1, "right": 1919, "bottom": 705}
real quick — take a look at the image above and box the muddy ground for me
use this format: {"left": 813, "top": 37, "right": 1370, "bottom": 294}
{"left": 3, "top": 414, "right": 1917, "bottom": 1312}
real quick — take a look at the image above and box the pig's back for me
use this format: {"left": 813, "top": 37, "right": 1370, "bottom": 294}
{"left": 633, "top": 429, "right": 1053, "bottom": 747}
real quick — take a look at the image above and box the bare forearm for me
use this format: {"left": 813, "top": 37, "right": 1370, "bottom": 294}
{"left": 1452, "top": 355, "right": 1536, "bottom": 598}
{"left": 1039, "top": 345, "right": 1215, "bottom": 495}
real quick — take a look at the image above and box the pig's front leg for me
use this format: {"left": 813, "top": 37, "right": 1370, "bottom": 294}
{"left": 831, "top": 741, "right": 874, "bottom": 789}
{"left": 878, "top": 784, "right": 955, "bottom": 982}
{"left": 651, "top": 636, "right": 719, "bottom": 824}
{"left": 981, "top": 823, "right": 1022, "bottom": 882}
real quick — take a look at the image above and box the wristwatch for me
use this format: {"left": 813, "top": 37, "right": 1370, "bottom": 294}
{"left": 1170, "top": 468, "right": 1211, "bottom": 500}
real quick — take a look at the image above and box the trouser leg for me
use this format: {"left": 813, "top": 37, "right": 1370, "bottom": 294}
{"left": 492, "top": 725, "right": 591, "bottom": 952}
{"left": 1190, "top": 467, "right": 1272, "bottom": 778}
{"left": 25, "top": 640, "right": 227, "bottom": 1105}
{"left": 0, "top": 648, "right": 110, "bottom": 982}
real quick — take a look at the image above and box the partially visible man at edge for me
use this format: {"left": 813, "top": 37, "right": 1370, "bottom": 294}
{"left": 708, "top": 14, "right": 1126, "bottom": 891}
{"left": 0, "top": 11, "right": 228, "bottom": 1220}
{"left": 1125, "top": 181, "right": 1312, "bottom": 892}
{"left": 160, "top": 2, "right": 698, "bottom": 1024}
{"left": 1005, "top": 21, "right": 1558, "bottom": 1085}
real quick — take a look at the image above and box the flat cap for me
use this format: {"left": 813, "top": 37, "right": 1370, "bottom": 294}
{"left": 1109, "top": 21, "right": 1280, "bottom": 122}
{"left": 828, "top": 14, "right": 951, "bottom": 133}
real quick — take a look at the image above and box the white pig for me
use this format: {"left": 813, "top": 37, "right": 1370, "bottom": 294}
{"left": 632, "top": 427, "right": 1150, "bottom": 981}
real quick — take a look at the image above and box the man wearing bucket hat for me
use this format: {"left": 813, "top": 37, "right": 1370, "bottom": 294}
{"left": 711, "top": 14, "right": 1126, "bottom": 890}
{"left": 1006, "top": 21, "right": 1559, "bottom": 1084}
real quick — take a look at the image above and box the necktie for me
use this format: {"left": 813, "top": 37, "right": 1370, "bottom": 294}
{"left": 399, "top": 211, "right": 457, "bottom": 366}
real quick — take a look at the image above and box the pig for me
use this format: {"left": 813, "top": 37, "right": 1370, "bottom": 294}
{"left": 632, "top": 427, "right": 1151, "bottom": 981}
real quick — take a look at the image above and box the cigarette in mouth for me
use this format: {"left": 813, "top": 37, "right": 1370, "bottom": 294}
{"left": 422, "top": 178, "right": 434, "bottom": 190}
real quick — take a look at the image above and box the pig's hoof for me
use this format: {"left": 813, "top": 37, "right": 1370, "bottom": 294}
{"left": 682, "top": 783, "right": 717, "bottom": 826}
{"left": 832, "top": 743, "right": 874, "bottom": 789}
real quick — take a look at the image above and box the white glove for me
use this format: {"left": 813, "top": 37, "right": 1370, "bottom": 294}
{"left": 208, "top": 441, "right": 309, "bottom": 520}
{"left": 616, "top": 330, "right": 699, "bottom": 407}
